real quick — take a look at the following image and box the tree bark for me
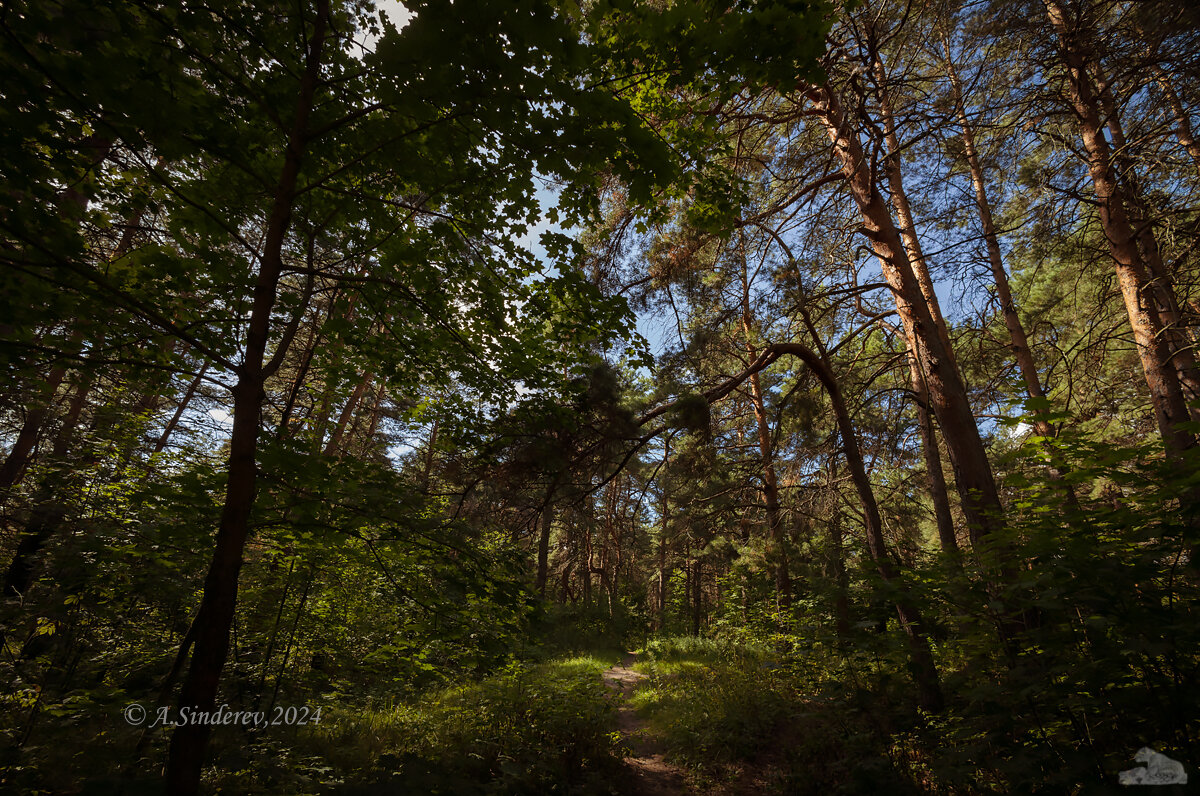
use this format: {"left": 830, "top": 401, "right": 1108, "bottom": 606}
{"left": 738, "top": 235, "right": 790, "bottom": 606}
{"left": 535, "top": 474, "right": 559, "bottom": 596}
{"left": 2, "top": 342, "right": 101, "bottom": 598}
{"left": 783, "top": 341, "right": 943, "bottom": 710}
{"left": 690, "top": 557, "right": 702, "bottom": 637}
{"left": 871, "top": 50, "right": 958, "bottom": 364}
{"left": 863, "top": 54, "right": 966, "bottom": 550}
{"left": 165, "top": 5, "right": 328, "bottom": 792}
{"left": 1043, "top": 0, "right": 1195, "bottom": 455}
{"left": 1154, "top": 65, "right": 1200, "bottom": 175}
{"left": 654, "top": 338, "right": 944, "bottom": 705}
{"left": 323, "top": 371, "right": 373, "bottom": 457}
{"left": 0, "top": 367, "right": 66, "bottom": 490}
{"left": 826, "top": 501, "right": 851, "bottom": 639}
{"left": 942, "top": 40, "right": 1057, "bottom": 434}
{"left": 807, "top": 83, "right": 1005, "bottom": 547}
{"left": 152, "top": 363, "right": 210, "bottom": 456}
{"left": 907, "top": 350, "right": 959, "bottom": 555}
{"left": 940, "top": 38, "right": 1083, "bottom": 510}
{"left": 0, "top": 327, "right": 87, "bottom": 489}
{"left": 1091, "top": 64, "right": 1200, "bottom": 415}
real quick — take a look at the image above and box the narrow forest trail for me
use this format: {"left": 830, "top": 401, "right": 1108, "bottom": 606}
{"left": 602, "top": 653, "right": 691, "bottom": 795}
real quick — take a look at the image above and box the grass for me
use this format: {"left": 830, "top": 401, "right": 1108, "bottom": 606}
{"left": 626, "top": 635, "right": 931, "bottom": 795}
{"left": 207, "top": 652, "right": 629, "bottom": 794}
{"left": 630, "top": 636, "right": 792, "bottom": 770}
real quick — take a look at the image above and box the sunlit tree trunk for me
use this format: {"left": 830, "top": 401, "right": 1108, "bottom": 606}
{"left": 941, "top": 39, "right": 1057, "bottom": 434}
{"left": 1043, "top": 0, "right": 1195, "bottom": 455}
{"left": 871, "top": 49, "right": 957, "bottom": 363}
{"left": 1153, "top": 65, "right": 1200, "bottom": 175}
{"left": 1091, "top": 64, "right": 1200, "bottom": 415}
{"left": 869, "top": 45, "right": 986, "bottom": 550}
{"left": 807, "top": 83, "right": 1005, "bottom": 546}
{"left": 940, "top": 37, "right": 1082, "bottom": 510}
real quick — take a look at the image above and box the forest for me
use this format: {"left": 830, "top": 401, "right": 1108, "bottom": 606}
{"left": 1, "top": 0, "right": 1198, "bottom": 793}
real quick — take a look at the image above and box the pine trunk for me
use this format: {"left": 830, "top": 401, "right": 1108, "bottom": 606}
{"left": 808, "top": 83, "right": 1005, "bottom": 546}
{"left": 1043, "top": 0, "right": 1194, "bottom": 455}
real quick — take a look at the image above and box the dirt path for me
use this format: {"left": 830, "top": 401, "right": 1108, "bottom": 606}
{"left": 602, "top": 652, "right": 690, "bottom": 796}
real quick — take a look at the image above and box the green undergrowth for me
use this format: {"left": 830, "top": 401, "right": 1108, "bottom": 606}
{"left": 524, "top": 601, "right": 644, "bottom": 660}
{"left": 630, "top": 636, "right": 932, "bottom": 795}
{"left": 631, "top": 637, "right": 793, "bottom": 770}
{"left": 210, "top": 652, "right": 627, "bottom": 795}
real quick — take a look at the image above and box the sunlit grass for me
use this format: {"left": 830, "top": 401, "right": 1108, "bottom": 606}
{"left": 288, "top": 652, "right": 625, "bottom": 793}
{"left": 540, "top": 649, "right": 624, "bottom": 677}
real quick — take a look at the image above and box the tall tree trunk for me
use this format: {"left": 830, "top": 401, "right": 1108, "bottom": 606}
{"left": 278, "top": 302, "right": 333, "bottom": 436}
{"left": 870, "top": 47, "right": 988, "bottom": 550}
{"left": 1043, "top": 0, "right": 1195, "bottom": 455}
{"left": 266, "top": 570, "right": 313, "bottom": 717}
{"left": 674, "top": 338, "right": 945, "bottom": 705}
{"left": 801, "top": 344, "right": 944, "bottom": 711}
{"left": 254, "top": 559, "right": 295, "bottom": 704}
{"left": 582, "top": 502, "right": 593, "bottom": 606}
{"left": 610, "top": 480, "right": 626, "bottom": 617}
{"left": 907, "top": 350, "right": 959, "bottom": 555}
{"left": 165, "top": 5, "right": 328, "bottom": 793}
{"left": 871, "top": 49, "right": 958, "bottom": 365}
{"left": 690, "top": 557, "right": 702, "bottom": 637}
{"left": 1, "top": 179, "right": 154, "bottom": 488}
{"left": 738, "top": 236, "right": 790, "bottom": 606}
{"left": 656, "top": 438, "right": 671, "bottom": 630}
{"left": 0, "top": 128, "right": 114, "bottom": 459}
{"left": 2, "top": 346, "right": 100, "bottom": 598}
{"left": 152, "top": 363, "right": 210, "bottom": 456}
{"left": 942, "top": 39, "right": 1058, "bottom": 435}
{"left": 420, "top": 416, "right": 440, "bottom": 493}
{"left": 940, "top": 38, "right": 1082, "bottom": 510}
{"left": 807, "top": 83, "right": 1005, "bottom": 547}
{"left": 826, "top": 501, "right": 851, "bottom": 639}
{"left": 1091, "top": 65, "right": 1200, "bottom": 414}
{"left": 359, "top": 381, "right": 388, "bottom": 452}
{"left": 747, "top": 368, "right": 791, "bottom": 604}
{"left": 323, "top": 371, "right": 373, "bottom": 457}
{"left": 1154, "top": 65, "right": 1200, "bottom": 175}
{"left": 535, "top": 473, "right": 559, "bottom": 596}
{"left": 0, "top": 365, "right": 67, "bottom": 489}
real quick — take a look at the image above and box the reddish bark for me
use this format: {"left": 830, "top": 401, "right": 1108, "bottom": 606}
{"left": 807, "top": 83, "right": 1005, "bottom": 546}
{"left": 1043, "top": 0, "right": 1194, "bottom": 455}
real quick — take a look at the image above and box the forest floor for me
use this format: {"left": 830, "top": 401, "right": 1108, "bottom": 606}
{"left": 603, "top": 652, "right": 691, "bottom": 795}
